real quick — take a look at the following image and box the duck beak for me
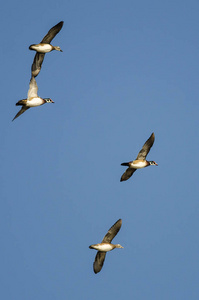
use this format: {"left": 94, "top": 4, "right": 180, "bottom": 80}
{"left": 155, "top": 162, "right": 158, "bottom": 166}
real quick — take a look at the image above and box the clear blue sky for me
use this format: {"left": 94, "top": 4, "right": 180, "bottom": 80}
{"left": 1, "top": 0, "right": 199, "bottom": 299}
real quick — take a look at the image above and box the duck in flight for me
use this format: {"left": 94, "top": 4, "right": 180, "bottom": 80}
{"left": 12, "top": 76, "right": 54, "bottom": 121}
{"left": 89, "top": 219, "right": 123, "bottom": 274}
{"left": 120, "top": 132, "right": 158, "bottom": 182}
{"left": 29, "top": 21, "right": 64, "bottom": 77}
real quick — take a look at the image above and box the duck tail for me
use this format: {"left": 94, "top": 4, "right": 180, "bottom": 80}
{"left": 16, "top": 100, "right": 27, "bottom": 106}
{"left": 121, "top": 162, "right": 130, "bottom": 166}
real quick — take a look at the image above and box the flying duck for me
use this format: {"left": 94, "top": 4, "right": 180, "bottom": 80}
{"left": 120, "top": 132, "right": 158, "bottom": 182}
{"left": 12, "top": 76, "right": 54, "bottom": 121}
{"left": 29, "top": 21, "right": 64, "bottom": 77}
{"left": 89, "top": 219, "right": 123, "bottom": 274}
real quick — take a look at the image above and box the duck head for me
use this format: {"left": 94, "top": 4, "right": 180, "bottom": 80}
{"left": 54, "top": 46, "right": 63, "bottom": 52}
{"left": 149, "top": 161, "right": 158, "bottom": 166}
{"left": 44, "top": 98, "right": 54, "bottom": 103}
{"left": 115, "top": 244, "right": 124, "bottom": 249}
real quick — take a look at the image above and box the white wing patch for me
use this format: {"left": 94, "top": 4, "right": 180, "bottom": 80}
{"left": 27, "top": 77, "right": 38, "bottom": 99}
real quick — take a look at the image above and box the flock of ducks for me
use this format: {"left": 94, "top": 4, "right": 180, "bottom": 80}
{"left": 13, "top": 21, "right": 158, "bottom": 274}
{"left": 12, "top": 21, "right": 63, "bottom": 121}
{"left": 90, "top": 132, "right": 157, "bottom": 273}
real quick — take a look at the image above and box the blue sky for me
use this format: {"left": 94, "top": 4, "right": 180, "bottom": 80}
{"left": 1, "top": 0, "right": 199, "bottom": 299}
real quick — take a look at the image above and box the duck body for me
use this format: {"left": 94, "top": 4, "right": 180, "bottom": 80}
{"left": 16, "top": 97, "right": 45, "bottom": 107}
{"left": 29, "top": 43, "right": 54, "bottom": 53}
{"left": 29, "top": 43, "right": 62, "bottom": 53}
{"left": 89, "top": 243, "right": 123, "bottom": 252}
{"left": 26, "top": 97, "right": 46, "bottom": 106}
{"left": 122, "top": 159, "right": 150, "bottom": 169}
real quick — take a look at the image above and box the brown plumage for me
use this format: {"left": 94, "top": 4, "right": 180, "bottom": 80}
{"left": 135, "top": 132, "right": 155, "bottom": 160}
{"left": 12, "top": 106, "right": 30, "bottom": 121}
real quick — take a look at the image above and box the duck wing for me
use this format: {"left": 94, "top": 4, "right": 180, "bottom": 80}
{"left": 27, "top": 76, "right": 38, "bottom": 99}
{"left": 102, "top": 219, "right": 122, "bottom": 243}
{"left": 120, "top": 168, "right": 136, "bottom": 182}
{"left": 31, "top": 53, "right": 45, "bottom": 77}
{"left": 93, "top": 251, "right": 106, "bottom": 274}
{"left": 41, "top": 21, "right": 64, "bottom": 43}
{"left": 12, "top": 107, "right": 30, "bottom": 121}
{"left": 136, "top": 132, "right": 155, "bottom": 160}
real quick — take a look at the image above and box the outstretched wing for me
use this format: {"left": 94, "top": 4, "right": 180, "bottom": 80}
{"left": 12, "top": 107, "right": 30, "bottom": 121}
{"left": 93, "top": 251, "right": 106, "bottom": 274}
{"left": 31, "top": 53, "right": 45, "bottom": 77}
{"left": 102, "top": 219, "right": 122, "bottom": 243}
{"left": 136, "top": 133, "right": 155, "bottom": 160}
{"left": 120, "top": 168, "right": 136, "bottom": 182}
{"left": 27, "top": 76, "right": 38, "bottom": 99}
{"left": 41, "top": 21, "right": 64, "bottom": 43}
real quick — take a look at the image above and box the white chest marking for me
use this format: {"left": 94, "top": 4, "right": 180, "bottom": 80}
{"left": 31, "top": 44, "right": 52, "bottom": 53}
{"left": 130, "top": 161, "right": 147, "bottom": 169}
{"left": 93, "top": 244, "right": 113, "bottom": 252}
{"left": 26, "top": 97, "right": 44, "bottom": 107}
